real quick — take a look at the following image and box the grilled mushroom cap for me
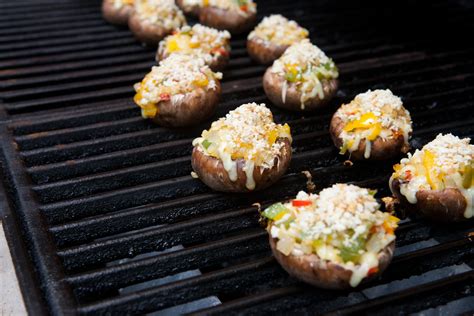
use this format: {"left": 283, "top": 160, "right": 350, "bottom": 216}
{"left": 330, "top": 115, "right": 410, "bottom": 160}
{"left": 390, "top": 178, "right": 468, "bottom": 222}
{"left": 150, "top": 81, "right": 221, "bottom": 127}
{"left": 269, "top": 235, "right": 395, "bottom": 289}
{"left": 263, "top": 68, "right": 338, "bottom": 111}
{"left": 102, "top": 0, "right": 134, "bottom": 26}
{"left": 191, "top": 138, "right": 292, "bottom": 192}
{"left": 199, "top": 6, "right": 257, "bottom": 34}
{"left": 247, "top": 37, "right": 289, "bottom": 65}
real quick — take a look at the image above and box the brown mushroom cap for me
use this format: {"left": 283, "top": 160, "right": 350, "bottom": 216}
{"left": 156, "top": 49, "right": 229, "bottom": 72}
{"left": 191, "top": 138, "right": 292, "bottom": 192}
{"left": 247, "top": 36, "right": 289, "bottom": 65}
{"left": 102, "top": 0, "right": 134, "bottom": 26}
{"left": 269, "top": 235, "right": 395, "bottom": 289}
{"left": 390, "top": 178, "right": 469, "bottom": 222}
{"left": 199, "top": 6, "right": 257, "bottom": 34}
{"left": 128, "top": 11, "right": 174, "bottom": 47}
{"left": 150, "top": 82, "right": 221, "bottom": 127}
{"left": 263, "top": 68, "right": 338, "bottom": 111}
{"left": 175, "top": 0, "right": 201, "bottom": 16}
{"left": 329, "top": 115, "right": 410, "bottom": 160}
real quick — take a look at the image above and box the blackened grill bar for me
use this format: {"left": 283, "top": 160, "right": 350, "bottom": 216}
{"left": 0, "top": 0, "right": 473, "bottom": 315}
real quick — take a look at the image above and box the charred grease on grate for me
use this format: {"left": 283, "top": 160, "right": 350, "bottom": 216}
{"left": 0, "top": 0, "right": 473, "bottom": 315}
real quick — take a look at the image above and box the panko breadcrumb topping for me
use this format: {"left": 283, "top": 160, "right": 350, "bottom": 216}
{"left": 271, "top": 39, "right": 338, "bottom": 109}
{"left": 134, "top": 0, "right": 186, "bottom": 29}
{"left": 248, "top": 14, "right": 308, "bottom": 46}
{"left": 422, "top": 134, "right": 473, "bottom": 176}
{"left": 391, "top": 133, "right": 473, "bottom": 218}
{"left": 112, "top": 0, "right": 134, "bottom": 9}
{"left": 264, "top": 184, "right": 398, "bottom": 287}
{"left": 336, "top": 89, "right": 412, "bottom": 158}
{"left": 192, "top": 103, "right": 292, "bottom": 189}
{"left": 159, "top": 24, "right": 231, "bottom": 65}
{"left": 133, "top": 54, "right": 222, "bottom": 118}
{"left": 206, "top": 0, "right": 256, "bottom": 13}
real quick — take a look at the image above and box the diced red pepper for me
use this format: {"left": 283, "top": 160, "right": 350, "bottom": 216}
{"left": 240, "top": 5, "right": 248, "bottom": 11}
{"left": 160, "top": 93, "right": 171, "bottom": 101}
{"left": 211, "top": 47, "right": 228, "bottom": 56}
{"left": 368, "top": 267, "right": 379, "bottom": 276}
{"left": 292, "top": 200, "right": 312, "bottom": 207}
{"left": 405, "top": 170, "right": 412, "bottom": 180}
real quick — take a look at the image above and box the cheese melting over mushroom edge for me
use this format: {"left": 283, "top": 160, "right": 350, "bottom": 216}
{"left": 133, "top": 54, "right": 222, "bottom": 119}
{"left": 335, "top": 89, "right": 413, "bottom": 159}
{"left": 390, "top": 133, "right": 474, "bottom": 218}
{"left": 192, "top": 103, "right": 292, "bottom": 190}
{"left": 270, "top": 39, "right": 338, "bottom": 109}
{"left": 263, "top": 184, "right": 399, "bottom": 287}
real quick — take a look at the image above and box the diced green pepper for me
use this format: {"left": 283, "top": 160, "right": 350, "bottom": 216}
{"left": 285, "top": 72, "right": 298, "bottom": 83}
{"left": 339, "top": 142, "right": 348, "bottom": 154}
{"left": 262, "top": 203, "right": 289, "bottom": 220}
{"left": 202, "top": 139, "right": 212, "bottom": 149}
{"left": 463, "top": 163, "right": 472, "bottom": 189}
{"left": 368, "top": 189, "right": 377, "bottom": 196}
{"left": 339, "top": 237, "right": 365, "bottom": 263}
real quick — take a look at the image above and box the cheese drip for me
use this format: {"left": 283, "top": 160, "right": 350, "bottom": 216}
{"left": 192, "top": 103, "right": 292, "bottom": 190}
{"left": 390, "top": 134, "right": 474, "bottom": 218}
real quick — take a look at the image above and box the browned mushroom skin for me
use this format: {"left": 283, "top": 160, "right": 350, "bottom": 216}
{"left": 156, "top": 49, "right": 230, "bottom": 72}
{"left": 191, "top": 138, "right": 292, "bottom": 192}
{"left": 390, "top": 178, "right": 468, "bottom": 222}
{"left": 199, "top": 6, "right": 257, "bottom": 34}
{"left": 151, "top": 81, "right": 221, "bottom": 127}
{"left": 330, "top": 115, "right": 410, "bottom": 161}
{"left": 270, "top": 236, "right": 395, "bottom": 289}
{"left": 102, "top": 0, "right": 134, "bottom": 26}
{"left": 247, "top": 36, "right": 289, "bottom": 65}
{"left": 128, "top": 11, "right": 174, "bottom": 47}
{"left": 176, "top": 0, "right": 201, "bottom": 16}
{"left": 263, "top": 68, "right": 339, "bottom": 111}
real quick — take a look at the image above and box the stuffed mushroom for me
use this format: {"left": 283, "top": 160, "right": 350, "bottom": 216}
{"left": 192, "top": 103, "right": 292, "bottom": 192}
{"left": 102, "top": 0, "right": 134, "bottom": 25}
{"left": 129, "top": 0, "right": 187, "bottom": 46}
{"left": 330, "top": 89, "right": 412, "bottom": 160}
{"left": 176, "top": 0, "right": 202, "bottom": 16}
{"left": 390, "top": 133, "right": 474, "bottom": 222}
{"left": 247, "top": 14, "right": 309, "bottom": 65}
{"left": 133, "top": 54, "right": 222, "bottom": 127}
{"left": 263, "top": 39, "right": 339, "bottom": 111}
{"left": 263, "top": 184, "right": 399, "bottom": 289}
{"left": 157, "top": 24, "right": 231, "bottom": 71}
{"left": 199, "top": 0, "right": 257, "bottom": 35}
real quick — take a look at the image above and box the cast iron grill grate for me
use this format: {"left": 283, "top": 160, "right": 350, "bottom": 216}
{"left": 0, "top": 0, "right": 473, "bottom": 315}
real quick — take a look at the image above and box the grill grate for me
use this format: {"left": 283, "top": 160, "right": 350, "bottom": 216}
{"left": 0, "top": 0, "right": 473, "bottom": 315}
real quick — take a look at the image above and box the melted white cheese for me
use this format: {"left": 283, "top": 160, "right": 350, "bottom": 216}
{"left": 243, "top": 160, "right": 256, "bottom": 190}
{"left": 461, "top": 187, "right": 474, "bottom": 218}
{"left": 350, "top": 252, "right": 378, "bottom": 287}
{"left": 218, "top": 144, "right": 238, "bottom": 181}
{"left": 364, "top": 140, "right": 371, "bottom": 159}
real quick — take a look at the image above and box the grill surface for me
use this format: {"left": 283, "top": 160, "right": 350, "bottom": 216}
{"left": 1, "top": 0, "right": 474, "bottom": 315}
